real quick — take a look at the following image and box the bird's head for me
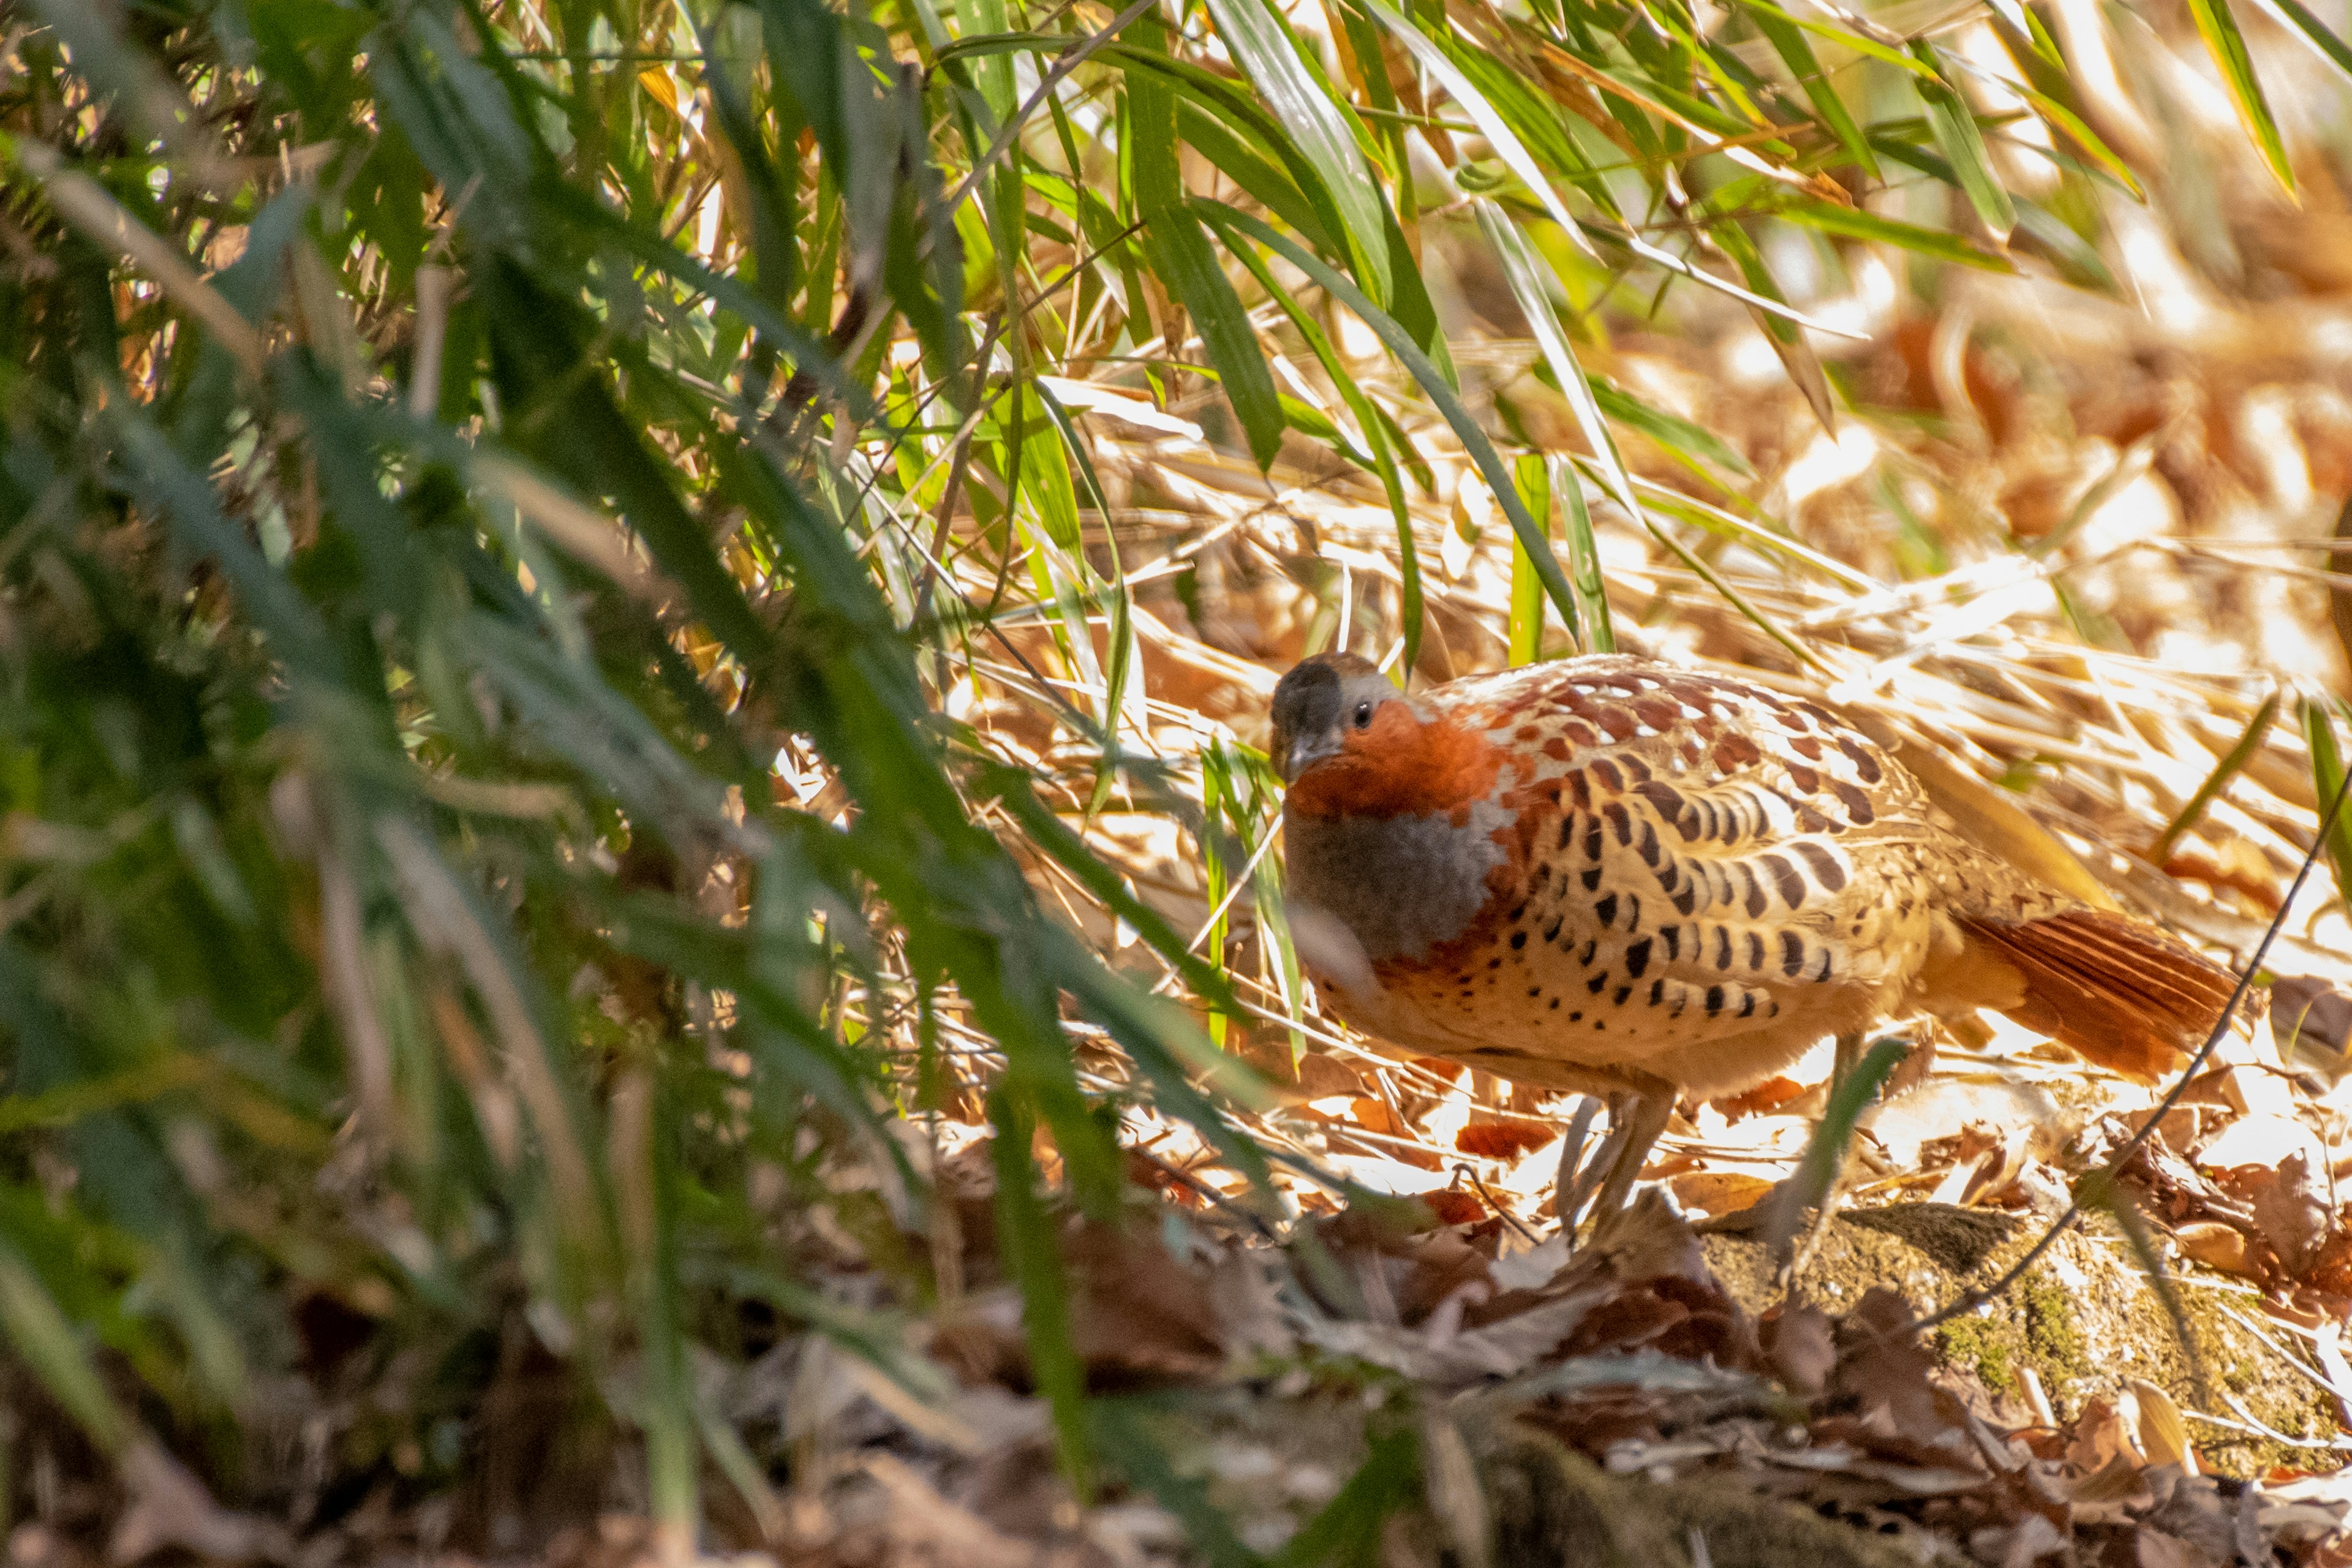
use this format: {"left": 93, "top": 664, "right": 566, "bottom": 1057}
{"left": 1268, "top": 652, "right": 1412, "bottom": 785}
{"left": 1269, "top": 655, "right": 1504, "bottom": 819}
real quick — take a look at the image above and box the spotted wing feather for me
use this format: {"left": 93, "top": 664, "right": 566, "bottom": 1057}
{"left": 1373, "top": 659, "right": 2055, "bottom": 1093}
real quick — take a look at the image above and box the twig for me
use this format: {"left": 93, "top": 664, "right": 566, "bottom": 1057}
{"left": 1453, "top": 1162, "right": 1539, "bottom": 1245}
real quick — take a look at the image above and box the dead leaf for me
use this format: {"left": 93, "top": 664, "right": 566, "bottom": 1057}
{"left": 1668, "top": 1169, "right": 1773, "bottom": 1218}
{"left": 2196, "top": 1112, "right": 2325, "bottom": 1176}
{"left": 1065, "top": 1221, "right": 1226, "bottom": 1384}
{"left": 2067, "top": 1394, "right": 2147, "bottom": 1477}
{"left": 2127, "top": 1377, "right": 2197, "bottom": 1475}
{"left": 1830, "top": 1289, "right": 1975, "bottom": 1464}
{"left": 1761, "top": 1300, "right": 1836, "bottom": 1397}
{"left": 2242, "top": 1151, "right": 2334, "bottom": 1277}
{"left": 2135, "top": 1528, "right": 2218, "bottom": 1568}
{"left": 1455, "top": 1115, "right": 1557, "bottom": 1161}
{"left": 1419, "top": 1189, "right": 1487, "bottom": 1226}
{"left": 2172, "top": 1220, "right": 2255, "bottom": 1276}
{"left": 2272, "top": 974, "right": 2352, "bottom": 1075}
{"left": 1711, "top": 1076, "right": 1807, "bottom": 1121}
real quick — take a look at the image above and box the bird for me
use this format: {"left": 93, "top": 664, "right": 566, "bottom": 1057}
{"left": 1268, "top": 650, "right": 2240, "bottom": 1223}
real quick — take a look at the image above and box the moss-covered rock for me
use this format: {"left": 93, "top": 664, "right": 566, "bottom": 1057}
{"left": 1702, "top": 1203, "right": 2339, "bottom": 1476}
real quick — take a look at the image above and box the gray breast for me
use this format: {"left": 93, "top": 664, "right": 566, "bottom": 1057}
{"left": 1283, "top": 805, "right": 1506, "bottom": 964}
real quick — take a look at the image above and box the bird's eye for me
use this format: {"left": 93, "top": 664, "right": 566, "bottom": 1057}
{"left": 1353, "top": 701, "right": 1374, "bottom": 729}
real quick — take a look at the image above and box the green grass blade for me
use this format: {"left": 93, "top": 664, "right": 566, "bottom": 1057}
{"left": 2302, "top": 696, "right": 2352, "bottom": 908}
{"left": 1742, "top": 1, "right": 1879, "bottom": 177}
{"left": 1770, "top": 198, "right": 2016, "bottom": 272}
{"left": 1705, "top": 217, "right": 1838, "bottom": 432}
{"left": 1204, "top": 0, "right": 1391, "bottom": 304}
{"left": 2250, "top": 0, "right": 2352, "bottom": 81}
{"left": 1127, "top": 18, "right": 1286, "bottom": 468}
{"left": 1734, "top": 0, "right": 1942, "bottom": 81}
{"left": 2186, "top": 0, "right": 2297, "bottom": 196}
{"left": 0, "top": 1234, "right": 132, "bottom": 1454}
{"left": 1477, "top": 202, "right": 1644, "bottom": 538}
{"left": 990, "top": 1088, "right": 1093, "bottom": 1492}
{"left": 1508, "top": 453, "right": 1551, "bottom": 665}
{"left": 1553, "top": 457, "right": 1616, "bottom": 654}
{"left": 1908, "top": 40, "right": 2018, "bottom": 240}
{"left": 1219, "top": 232, "right": 1424, "bottom": 671}
{"left": 1588, "top": 379, "right": 1753, "bottom": 478}
{"left": 2149, "top": 688, "right": 2280, "bottom": 867}
{"left": 1765, "top": 1036, "right": 1907, "bottom": 1257}
{"left": 1201, "top": 200, "right": 1583, "bottom": 642}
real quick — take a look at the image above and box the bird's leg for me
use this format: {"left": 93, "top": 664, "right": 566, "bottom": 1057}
{"left": 1586, "top": 1088, "right": 1673, "bottom": 1229}
{"left": 1552, "top": 1095, "right": 1608, "bottom": 1242}
{"left": 1830, "top": 1030, "right": 1866, "bottom": 1100}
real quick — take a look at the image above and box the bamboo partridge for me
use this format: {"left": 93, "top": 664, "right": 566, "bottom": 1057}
{"left": 1270, "top": 652, "right": 2238, "bottom": 1217}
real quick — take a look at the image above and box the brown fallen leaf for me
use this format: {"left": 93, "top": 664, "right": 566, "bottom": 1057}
{"left": 1760, "top": 1300, "right": 1836, "bottom": 1397}
{"left": 1346, "top": 1096, "right": 1446, "bottom": 1170}
{"left": 2135, "top": 1527, "right": 2218, "bottom": 1568}
{"left": 2127, "top": 1377, "right": 2198, "bottom": 1476}
{"left": 1668, "top": 1169, "right": 1774, "bottom": 1218}
{"left": 1421, "top": 1189, "right": 1489, "bottom": 1227}
{"left": 1065, "top": 1220, "right": 1226, "bottom": 1384}
{"left": 2171, "top": 1220, "right": 2256, "bottom": 1276}
{"left": 1711, "top": 1075, "right": 1807, "bottom": 1121}
{"left": 1829, "top": 1289, "right": 1977, "bottom": 1467}
{"left": 2272, "top": 974, "right": 2352, "bottom": 1076}
{"left": 1455, "top": 1114, "right": 1557, "bottom": 1161}
{"left": 2238, "top": 1151, "right": 2334, "bottom": 1278}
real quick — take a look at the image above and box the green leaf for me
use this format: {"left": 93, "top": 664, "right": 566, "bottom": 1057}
{"left": 1220, "top": 233, "right": 1425, "bottom": 671}
{"left": 1360, "top": 0, "right": 1588, "bottom": 248}
{"left": 1359, "top": 8, "right": 1857, "bottom": 339}
{"left": 1507, "top": 453, "right": 1550, "bottom": 665}
{"left": 2185, "top": 0, "right": 2296, "bottom": 197}
{"left": 1200, "top": 200, "right": 1584, "bottom": 641}
{"left": 1765, "top": 1036, "right": 1907, "bottom": 1257}
{"left": 1477, "top": 202, "right": 1643, "bottom": 537}
{"left": 990, "top": 1090, "right": 1091, "bottom": 1492}
{"left": 1127, "top": 16, "right": 1286, "bottom": 469}
{"left": 1705, "top": 217, "right": 1838, "bottom": 433}
{"left": 1771, "top": 198, "right": 2016, "bottom": 272}
{"left": 1734, "top": 0, "right": 1942, "bottom": 81}
{"left": 1588, "top": 380, "right": 1753, "bottom": 478}
{"left": 1868, "top": 137, "right": 2117, "bottom": 290}
{"left": 1093, "top": 1400, "right": 1264, "bottom": 1568}
{"left": 0, "top": 1232, "right": 131, "bottom": 1454}
{"left": 2252, "top": 0, "right": 2352, "bottom": 82}
{"left": 1204, "top": 0, "right": 1392, "bottom": 304}
{"left": 2302, "top": 697, "right": 2352, "bottom": 909}
{"left": 1554, "top": 457, "right": 1616, "bottom": 654}
{"left": 1276, "top": 1425, "right": 1420, "bottom": 1566}
{"left": 2149, "top": 689, "right": 2280, "bottom": 865}
{"left": 1908, "top": 40, "right": 2018, "bottom": 240}
{"left": 1742, "top": 1, "right": 1878, "bottom": 177}
{"left": 1175, "top": 105, "right": 1337, "bottom": 254}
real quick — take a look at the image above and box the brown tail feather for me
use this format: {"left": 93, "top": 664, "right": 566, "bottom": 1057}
{"left": 1959, "top": 910, "right": 2240, "bottom": 1084}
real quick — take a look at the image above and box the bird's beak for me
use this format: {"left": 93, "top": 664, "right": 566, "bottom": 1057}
{"left": 1280, "top": 730, "right": 1343, "bottom": 785}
